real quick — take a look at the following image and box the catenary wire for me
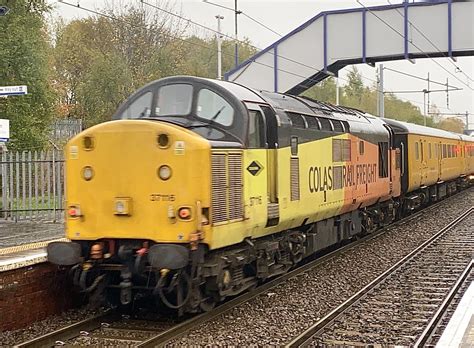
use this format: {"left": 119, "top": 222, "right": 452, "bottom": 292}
{"left": 57, "top": 1, "right": 457, "bottom": 115}
{"left": 141, "top": 0, "right": 464, "bottom": 114}
{"left": 356, "top": 0, "right": 474, "bottom": 91}
{"left": 383, "top": 67, "right": 461, "bottom": 89}
{"left": 386, "top": 0, "right": 474, "bottom": 84}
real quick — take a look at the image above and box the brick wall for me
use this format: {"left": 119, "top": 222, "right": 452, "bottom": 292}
{"left": 0, "top": 263, "right": 80, "bottom": 331}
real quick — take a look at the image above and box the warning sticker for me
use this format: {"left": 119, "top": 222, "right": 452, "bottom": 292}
{"left": 174, "top": 141, "right": 185, "bottom": 155}
{"left": 70, "top": 145, "right": 78, "bottom": 160}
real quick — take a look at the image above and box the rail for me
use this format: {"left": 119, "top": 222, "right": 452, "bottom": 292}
{"left": 286, "top": 207, "right": 474, "bottom": 347}
{"left": 414, "top": 259, "right": 474, "bottom": 347}
{"left": 14, "top": 197, "right": 470, "bottom": 347}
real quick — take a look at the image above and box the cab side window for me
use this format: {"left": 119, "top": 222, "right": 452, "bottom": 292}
{"left": 197, "top": 89, "right": 234, "bottom": 127}
{"left": 248, "top": 110, "right": 265, "bottom": 148}
{"left": 121, "top": 92, "right": 152, "bottom": 119}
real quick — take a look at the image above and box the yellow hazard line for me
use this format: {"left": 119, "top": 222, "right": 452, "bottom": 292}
{"left": 0, "top": 238, "right": 68, "bottom": 256}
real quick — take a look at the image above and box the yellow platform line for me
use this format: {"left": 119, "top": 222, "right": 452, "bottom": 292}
{"left": 0, "top": 238, "right": 68, "bottom": 256}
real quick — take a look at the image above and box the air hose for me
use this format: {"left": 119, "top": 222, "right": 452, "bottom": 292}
{"left": 154, "top": 270, "right": 192, "bottom": 309}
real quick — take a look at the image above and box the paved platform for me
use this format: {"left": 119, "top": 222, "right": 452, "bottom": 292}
{"left": 0, "top": 220, "right": 63, "bottom": 248}
{"left": 0, "top": 238, "right": 67, "bottom": 272}
{"left": 0, "top": 221, "right": 65, "bottom": 271}
{"left": 437, "top": 280, "right": 474, "bottom": 347}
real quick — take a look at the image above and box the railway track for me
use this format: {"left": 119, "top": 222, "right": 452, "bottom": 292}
{"left": 14, "top": 199, "right": 471, "bottom": 348}
{"left": 14, "top": 311, "right": 179, "bottom": 347}
{"left": 287, "top": 207, "right": 474, "bottom": 347}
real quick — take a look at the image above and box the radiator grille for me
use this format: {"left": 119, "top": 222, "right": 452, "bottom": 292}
{"left": 290, "top": 157, "right": 300, "bottom": 201}
{"left": 211, "top": 152, "right": 243, "bottom": 224}
{"left": 211, "top": 153, "right": 227, "bottom": 223}
{"left": 228, "top": 153, "right": 243, "bottom": 220}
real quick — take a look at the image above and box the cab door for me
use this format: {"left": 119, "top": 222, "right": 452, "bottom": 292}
{"left": 260, "top": 105, "right": 279, "bottom": 226}
{"left": 245, "top": 104, "right": 279, "bottom": 235}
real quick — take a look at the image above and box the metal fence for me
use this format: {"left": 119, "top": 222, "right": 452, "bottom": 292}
{"left": 0, "top": 150, "right": 64, "bottom": 222}
{"left": 51, "top": 119, "right": 82, "bottom": 143}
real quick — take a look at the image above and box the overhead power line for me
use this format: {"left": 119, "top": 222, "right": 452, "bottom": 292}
{"left": 202, "top": 0, "right": 283, "bottom": 37}
{"left": 356, "top": 0, "right": 474, "bottom": 92}
{"left": 58, "top": 0, "right": 462, "bottom": 116}
{"left": 383, "top": 67, "right": 461, "bottom": 90}
{"left": 386, "top": 0, "right": 474, "bottom": 85}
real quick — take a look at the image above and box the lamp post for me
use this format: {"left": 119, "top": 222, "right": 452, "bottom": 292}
{"left": 233, "top": 0, "right": 239, "bottom": 67}
{"left": 203, "top": 0, "right": 241, "bottom": 67}
{"left": 216, "top": 15, "right": 224, "bottom": 79}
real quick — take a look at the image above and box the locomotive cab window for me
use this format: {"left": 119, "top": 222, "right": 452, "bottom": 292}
{"left": 156, "top": 84, "right": 193, "bottom": 116}
{"left": 197, "top": 89, "right": 234, "bottom": 127}
{"left": 121, "top": 91, "right": 152, "bottom": 119}
{"left": 248, "top": 111, "right": 265, "bottom": 148}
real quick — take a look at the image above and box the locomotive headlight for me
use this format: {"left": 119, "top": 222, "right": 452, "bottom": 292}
{"left": 158, "top": 165, "right": 172, "bottom": 180}
{"left": 116, "top": 201, "right": 125, "bottom": 214}
{"left": 82, "top": 166, "right": 94, "bottom": 181}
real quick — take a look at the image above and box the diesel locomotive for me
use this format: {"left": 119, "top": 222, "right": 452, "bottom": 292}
{"left": 48, "top": 76, "right": 474, "bottom": 312}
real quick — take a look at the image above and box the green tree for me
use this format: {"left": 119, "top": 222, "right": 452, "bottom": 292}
{"left": 437, "top": 117, "right": 465, "bottom": 133}
{"left": 302, "top": 78, "right": 337, "bottom": 104}
{"left": 181, "top": 36, "right": 257, "bottom": 78}
{"left": 0, "top": 0, "right": 55, "bottom": 150}
{"left": 344, "top": 66, "right": 364, "bottom": 104}
{"left": 53, "top": 4, "right": 188, "bottom": 127}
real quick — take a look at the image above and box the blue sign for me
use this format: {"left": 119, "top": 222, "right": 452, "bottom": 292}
{"left": 0, "top": 6, "right": 10, "bottom": 16}
{"left": 0, "top": 85, "right": 28, "bottom": 96}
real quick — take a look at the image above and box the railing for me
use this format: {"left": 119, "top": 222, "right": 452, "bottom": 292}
{"left": 0, "top": 150, "right": 64, "bottom": 222}
{"left": 51, "top": 119, "right": 82, "bottom": 143}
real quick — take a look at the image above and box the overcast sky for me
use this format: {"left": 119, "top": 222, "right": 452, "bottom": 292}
{"left": 52, "top": 0, "right": 474, "bottom": 127}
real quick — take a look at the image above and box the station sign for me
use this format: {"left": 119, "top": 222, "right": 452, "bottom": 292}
{"left": 0, "top": 85, "right": 28, "bottom": 96}
{"left": 0, "top": 119, "right": 10, "bottom": 142}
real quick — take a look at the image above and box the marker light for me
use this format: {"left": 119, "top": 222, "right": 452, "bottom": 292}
{"left": 82, "top": 166, "right": 94, "bottom": 181}
{"left": 178, "top": 207, "right": 192, "bottom": 220}
{"left": 68, "top": 205, "right": 82, "bottom": 218}
{"left": 158, "top": 165, "right": 172, "bottom": 180}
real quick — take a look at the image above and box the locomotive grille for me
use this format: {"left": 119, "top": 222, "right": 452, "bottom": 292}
{"left": 228, "top": 153, "right": 244, "bottom": 220}
{"left": 290, "top": 157, "right": 300, "bottom": 201}
{"left": 211, "top": 153, "right": 228, "bottom": 223}
{"left": 211, "top": 152, "right": 244, "bottom": 224}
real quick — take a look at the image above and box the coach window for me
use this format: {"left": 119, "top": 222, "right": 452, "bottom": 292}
{"left": 429, "top": 143, "right": 432, "bottom": 159}
{"left": 156, "top": 84, "right": 193, "bottom": 116}
{"left": 248, "top": 110, "right": 265, "bottom": 148}
{"left": 415, "top": 142, "right": 419, "bottom": 160}
{"left": 197, "top": 89, "right": 234, "bottom": 127}
{"left": 443, "top": 144, "right": 447, "bottom": 159}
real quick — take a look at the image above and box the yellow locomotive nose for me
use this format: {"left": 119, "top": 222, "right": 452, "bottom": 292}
{"left": 65, "top": 120, "right": 211, "bottom": 243}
